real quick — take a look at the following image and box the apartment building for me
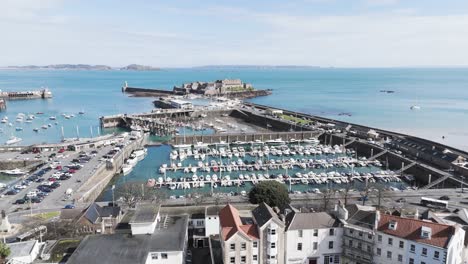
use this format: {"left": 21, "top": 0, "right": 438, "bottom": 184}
{"left": 374, "top": 214, "right": 465, "bottom": 264}
{"left": 252, "top": 203, "right": 286, "bottom": 264}
{"left": 219, "top": 204, "right": 260, "bottom": 264}
{"left": 285, "top": 211, "right": 343, "bottom": 264}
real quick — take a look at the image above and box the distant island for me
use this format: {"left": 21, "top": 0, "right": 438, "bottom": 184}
{"left": 3, "top": 64, "right": 160, "bottom": 71}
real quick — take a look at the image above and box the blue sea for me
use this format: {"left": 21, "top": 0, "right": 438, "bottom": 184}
{"left": 1, "top": 68, "right": 467, "bottom": 150}
{"left": 1, "top": 68, "right": 466, "bottom": 198}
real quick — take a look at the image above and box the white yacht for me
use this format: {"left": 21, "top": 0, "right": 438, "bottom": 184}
{"left": 5, "top": 136, "right": 22, "bottom": 145}
{"left": 0, "top": 168, "right": 26, "bottom": 175}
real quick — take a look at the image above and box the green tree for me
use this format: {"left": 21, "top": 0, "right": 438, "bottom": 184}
{"left": 248, "top": 181, "right": 290, "bottom": 208}
{"left": 0, "top": 243, "right": 10, "bottom": 260}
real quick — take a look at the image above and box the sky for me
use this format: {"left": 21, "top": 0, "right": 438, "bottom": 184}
{"left": 1, "top": 0, "right": 468, "bottom": 67}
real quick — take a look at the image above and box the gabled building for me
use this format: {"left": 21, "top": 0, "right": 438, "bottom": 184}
{"left": 375, "top": 214, "right": 465, "bottom": 264}
{"left": 76, "top": 202, "right": 123, "bottom": 234}
{"left": 219, "top": 204, "right": 260, "bottom": 264}
{"left": 285, "top": 211, "right": 343, "bottom": 264}
{"left": 252, "top": 203, "right": 286, "bottom": 264}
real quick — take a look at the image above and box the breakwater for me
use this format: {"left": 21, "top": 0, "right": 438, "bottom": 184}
{"left": 0, "top": 88, "right": 52, "bottom": 100}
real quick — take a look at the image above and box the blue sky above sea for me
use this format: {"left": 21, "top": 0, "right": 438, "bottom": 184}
{"left": 1, "top": 0, "right": 468, "bottom": 67}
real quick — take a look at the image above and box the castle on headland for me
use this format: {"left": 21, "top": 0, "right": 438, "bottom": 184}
{"left": 173, "top": 79, "right": 253, "bottom": 96}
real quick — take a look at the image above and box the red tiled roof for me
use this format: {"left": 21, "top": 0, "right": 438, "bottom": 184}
{"left": 378, "top": 214, "right": 455, "bottom": 248}
{"left": 219, "top": 204, "right": 259, "bottom": 240}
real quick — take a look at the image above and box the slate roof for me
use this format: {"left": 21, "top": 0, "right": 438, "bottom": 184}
{"left": 346, "top": 204, "right": 377, "bottom": 229}
{"left": 378, "top": 214, "right": 455, "bottom": 248}
{"left": 286, "top": 212, "right": 340, "bottom": 230}
{"left": 251, "top": 202, "right": 280, "bottom": 228}
{"left": 84, "top": 203, "right": 121, "bottom": 224}
{"left": 68, "top": 215, "right": 188, "bottom": 264}
{"left": 219, "top": 204, "right": 258, "bottom": 241}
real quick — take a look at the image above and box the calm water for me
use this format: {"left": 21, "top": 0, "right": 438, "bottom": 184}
{"left": 0, "top": 68, "right": 466, "bottom": 198}
{"left": 1, "top": 68, "right": 467, "bottom": 149}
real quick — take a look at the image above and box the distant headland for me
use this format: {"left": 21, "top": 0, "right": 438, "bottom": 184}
{"left": 2, "top": 64, "right": 160, "bottom": 71}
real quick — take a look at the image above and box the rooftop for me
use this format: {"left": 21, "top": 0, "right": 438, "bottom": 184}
{"left": 7, "top": 240, "right": 38, "bottom": 259}
{"left": 219, "top": 204, "right": 258, "bottom": 241}
{"left": 286, "top": 211, "right": 340, "bottom": 230}
{"left": 251, "top": 202, "right": 281, "bottom": 228}
{"left": 130, "top": 203, "right": 159, "bottom": 224}
{"left": 378, "top": 214, "right": 455, "bottom": 248}
{"left": 345, "top": 204, "right": 377, "bottom": 230}
{"left": 68, "top": 215, "right": 189, "bottom": 264}
{"left": 83, "top": 203, "right": 121, "bottom": 224}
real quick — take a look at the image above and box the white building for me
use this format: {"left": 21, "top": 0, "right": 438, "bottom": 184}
{"left": 285, "top": 212, "right": 343, "bottom": 264}
{"left": 130, "top": 204, "right": 161, "bottom": 235}
{"left": 252, "top": 203, "right": 286, "bottom": 264}
{"left": 219, "top": 204, "right": 260, "bottom": 264}
{"left": 205, "top": 206, "right": 220, "bottom": 237}
{"left": 374, "top": 214, "right": 465, "bottom": 264}
{"left": 7, "top": 240, "right": 42, "bottom": 264}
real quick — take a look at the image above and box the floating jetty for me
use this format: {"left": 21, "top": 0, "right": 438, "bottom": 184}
{"left": 0, "top": 99, "right": 5, "bottom": 110}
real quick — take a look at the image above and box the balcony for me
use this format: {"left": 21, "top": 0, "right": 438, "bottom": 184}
{"left": 267, "top": 246, "right": 278, "bottom": 256}
{"left": 267, "top": 233, "right": 278, "bottom": 242}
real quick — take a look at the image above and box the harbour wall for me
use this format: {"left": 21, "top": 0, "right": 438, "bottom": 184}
{"left": 122, "top": 86, "right": 174, "bottom": 96}
{"left": 170, "top": 131, "right": 323, "bottom": 145}
{"left": 74, "top": 135, "right": 146, "bottom": 205}
{"left": 0, "top": 159, "right": 44, "bottom": 170}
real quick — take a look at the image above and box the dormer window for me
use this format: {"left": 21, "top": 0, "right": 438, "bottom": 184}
{"left": 421, "top": 226, "right": 432, "bottom": 239}
{"left": 388, "top": 221, "right": 398, "bottom": 230}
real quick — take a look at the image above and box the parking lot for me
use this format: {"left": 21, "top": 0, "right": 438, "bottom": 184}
{"left": 0, "top": 145, "right": 119, "bottom": 214}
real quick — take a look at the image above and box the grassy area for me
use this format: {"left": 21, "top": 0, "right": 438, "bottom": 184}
{"left": 50, "top": 239, "right": 81, "bottom": 262}
{"left": 279, "top": 114, "right": 311, "bottom": 125}
{"left": 33, "top": 211, "right": 60, "bottom": 220}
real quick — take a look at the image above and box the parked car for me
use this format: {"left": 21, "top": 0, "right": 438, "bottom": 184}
{"left": 440, "top": 195, "right": 450, "bottom": 201}
{"left": 6, "top": 190, "right": 19, "bottom": 195}
{"left": 14, "top": 199, "right": 26, "bottom": 204}
{"left": 64, "top": 204, "right": 75, "bottom": 209}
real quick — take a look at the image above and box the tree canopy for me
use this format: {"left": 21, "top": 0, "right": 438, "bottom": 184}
{"left": 0, "top": 243, "right": 10, "bottom": 259}
{"left": 248, "top": 181, "right": 290, "bottom": 208}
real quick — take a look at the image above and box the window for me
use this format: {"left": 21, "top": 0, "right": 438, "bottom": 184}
{"left": 161, "top": 253, "right": 168, "bottom": 259}
{"left": 268, "top": 228, "right": 276, "bottom": 235}
{"left": 313, "top": 229, "right": 318, "bottom": 236}
{"left": 399, "top": 241, "right": 404, "bottom": 248}
{"left": 196, "top": 220, "right": 204, "bottom": 226}
{"left": 387, "top": 251, "right": 392, "bottom": 259}
{"left": 151, "top": 253, "right": 158, "bottom": 259}
{"left": 410, "top": 244, "right": 415, "bottom": 252}
{"left": 253, "top": 255, "right": 258, "bottom": 261}
{"left": 422, "top": 248, "right": 427, "bottom": 256}
{"left": 298, "top": 230, "right": 303, "bottom": 237}
{"left": 329, "top": 241, "right": 334, "bottom": 249}
{"left": 313, "top": 242, "right": 317, "bottom": 250}
{"left": 398, "top": 254, "right": 403, "bottom": 262}
{"left": 349, "top": 229, "right": 354, "bottom": 234}
{"left": 324, "top": 255, "right": 340, "bottom": 264}
{"left": 241, "top": 243, "right": 246, "bottom": 250}
{"left": 434, "top": 251, "right": 440, "bottom": 259}
{"left": 253, "top": 241, "right": 258, "bottom": 248}
{"left": 348, "top": 240, "right": 353, "bottom": 247}
{"left": 367, "top": 245, "right": 371, "bottom": 252}
{"left": 409, "top": 258, "right": 414, "bottom": 264}
{"left": 329, "top": 229, "right": 335, "bottom": 236}
{"left": 359, "top": 231, "right": 363, "bottom": 237}
{"left": 357, "top": 242, "right": 362, "bottom": 250}
{"left": 388, "top": 237, "right": 393, "bottom": 245}
{"left": 271, "top": 242, "right": 276, "bottom": 249}
{"left": 230, "top": 257, "right": 235, "bottom": 263}
{"left": 298, "top": 243, "right": 303, "bottom": 250}
{"left": 230, "top": 244, "right": 235, "bottom": 250}
{"left": 368, "top": 234, "right": 373, "bottom": 239}
{"left": 377, "top": 248, "right": 381, "bottom": 256}
{"left": 378, "top": 235, "right": 382, "bottom": 242}
{"left": 421, "top": 262, "right": 426, "bottom": 264}
{"left": 241, "top": 256, "right": 246, "bottom": 263}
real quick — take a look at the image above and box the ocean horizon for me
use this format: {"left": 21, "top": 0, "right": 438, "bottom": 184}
{"left": 0, "top": 67, "right": 467, "bottom": 151}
